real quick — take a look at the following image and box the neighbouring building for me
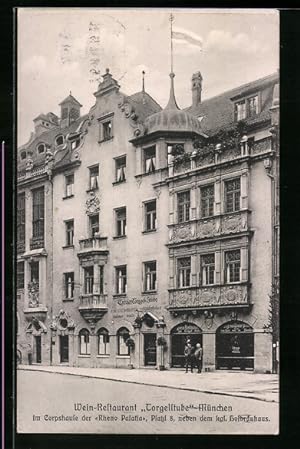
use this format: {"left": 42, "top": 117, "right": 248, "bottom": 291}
{"left": 17, "top": 67, "right": 279, "bottom": 373}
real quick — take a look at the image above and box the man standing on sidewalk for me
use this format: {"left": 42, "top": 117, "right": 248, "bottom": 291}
{"left": 184, "top": 339, "right": 194, "bottom": 373}
{"left": 194, "top": 343, "right": 203, "bottom": 373}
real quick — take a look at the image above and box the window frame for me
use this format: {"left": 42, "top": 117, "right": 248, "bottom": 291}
{"left": 225, "top": 249, "right": 241, "bottom": 284}
{"left": 98, "top": 114, "right": 114, "bottom": 142}
{"left": 115, "top": 265, "right": 127, "bottom": 295}
{"left": 30, "top": 260, "right": 39, "bottom": 284}
{"left": 17, "top": 261, "right": 25, "bottom": 289}
{"left": 144, "top": 199, "right": 157, "bottom": 232}
{"left": 65, "top": 219, "right": 74, "bottom": 247}
{"left": 200, "top": 184, "right": 214, "bottom": 218}
{"left": 143, "top": 260, "right": 157, "bottom": 292}
{"left": 65, "top": 173, "right": 74, "bottom": 198}
{"left": 224, "top": 178, "right": 241, "bottom": 213}
{"left": 115, "top": 207, "right": 127, "bottom": 237}
{"left": 115, "top": 155, "right": 127, "bottom": 183}
{"left": 177, "top": 257, "right": 191, "bottom": 288}
{"left": 201, "top": 253, "right": 215, "bottom": 286}
{"left": 177, "top": 190, "right": 190, "bottom": 223}
{"left": 117, "top": 327, "right": 130, "bottom": 356}
{"left": 55, "top": 135, "right": 64, "bottom": 146}
{"left": 144, "top": 145, "right": 156, "bottom": 174}
{"left": 79, "top": 329, "right": 91, "bottom": 355}
{"left": 64, "top": 272, "right": 75, "bottom": 300}
{"left": 88, "top": 165, "right": 99, "bottom": 191}
{"left": 97, "top": 328, "right": 110, "bottom": 355}
{"left": 89, "top": 213, "right": 99, "bottom": 237}
{"left": 17, "top": 192, "right": 26, "bottom": 247}
{"left": 84, "top": 266, "right": 94, "bottom": 294}
{"left": 32, "top": 187, "right": 44, "bottom": 240}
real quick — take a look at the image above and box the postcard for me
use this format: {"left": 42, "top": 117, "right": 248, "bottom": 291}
{"left": 16, "top": 7, "right": 279, "bottom": 435}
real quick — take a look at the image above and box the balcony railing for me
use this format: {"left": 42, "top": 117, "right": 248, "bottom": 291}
{"left": 168, "top": 284, "right": 249, "bottom": 310}
{"left": 79, "top": 293, "right": 108, "bottom": 309}
{"left": 78, "top": 236, "right": 108, "bottom": 253}
{"left": 169, "top": 210, "right": 250, "bottom": 244}
{"left": 30, "top": 236, "right": 44, "bottom": 250}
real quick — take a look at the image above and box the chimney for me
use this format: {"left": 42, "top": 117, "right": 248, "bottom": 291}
{"left": 191, "top": 72, "right": 203, "bottom": 108}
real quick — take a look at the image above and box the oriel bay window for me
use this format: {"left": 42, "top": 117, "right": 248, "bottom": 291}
{"left": 115, "top": 156, "right": 126, "bottom": 183}
{"left": 201, "top": 184, "right": 214, "bottom": 218}
{"left": 225, "top": 250, "right": 241, "bottom": 283}
{"left": 177, "top": 190, "right": 190, "bottom": 223}
{"left": 117, "top": 327, "right": 130, "bottom": 355}
{"left": 201, "top": 254, "right": 215, "bottom": 286}
{"left": 84, "top": 266, "right": 94, "bottom": 294}
{"left": 177, "top": 257, "right": 191, "bottom": 288}
{"left": 64, "top": 272, "right": 74, "bottom": 299}
{"left": 144, "top": 200, "right": 156, "bottom": 231}
{"left": 65, "top": 220, "right": 74, "bottom": 246}
{"left": 144, "top": 146, "right": 156, "bottom": 173}
{"left": 248, "top": 95, "right": 258, "bottom": 117}
{"left": 17, "top": 261, "right": 25, "bottom": 289}
{"left": 225, "top": 178, "right": 240, "bottom": 213}
{"left": 89, "top": 165, "right": 99, "bottom": 190}
{"left": 115, "top": 207, "right": 126, "bottom": 237}
{"left": 115, "top": 265, "right": 127, "bottom": 294}
{"left": 32, "top": 187, "right": 44, "bottom": 241}
{"left": 98, "top": 328, "right": 110, "bottom": 355}
{"left": 79, "top": 329, "right": 90, "bottom": 355}
{"left": 144, "top": 261, "right": 157, "bottom": 292}
{"left": 17, "top": 193, "right": 25, "bottom": 251}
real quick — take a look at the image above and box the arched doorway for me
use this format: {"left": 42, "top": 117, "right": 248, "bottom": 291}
{"left": 171, "top": 322, "right": 202, "bottom": 368}
{"left": 216, "top": 321, "right": 254, "bottom": 371}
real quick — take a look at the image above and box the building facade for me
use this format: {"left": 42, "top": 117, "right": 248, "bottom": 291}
{"left": 17, "top": 67, "right": 279, "bottom": 373}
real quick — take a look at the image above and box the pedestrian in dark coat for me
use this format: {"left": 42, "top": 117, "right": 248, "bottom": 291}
{"left": 194, "top": 343, "right": 203, "bottom": 373}
{"left": 184, "top": 339, "right": 194, "bottom": 373}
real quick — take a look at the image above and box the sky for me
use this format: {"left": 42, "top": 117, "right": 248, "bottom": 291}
{"left": 18, "top": 8, "right": 279, "bottom": 146}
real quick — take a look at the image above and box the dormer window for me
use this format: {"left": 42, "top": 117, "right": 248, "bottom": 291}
{"left": 248, "top": 96, "right": 258, "bottom": 117}
{"left": 37, "top": 143, "right": 45, "bottom": 154}
{"left": 21, "top": 151, "right": 26, "bottom": 160}
{"left": 144, "top": 146, "right": 156, "bottom": 173}
{"left": 55, "top": 135, "right": 64, "bottom": 146}
{"left": 235, "top": 101, "right": 246, "bottom": 121}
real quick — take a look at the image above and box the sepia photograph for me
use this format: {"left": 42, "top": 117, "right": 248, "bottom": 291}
{"left": 16, "top": 7, "right": 279, "bottom": 435}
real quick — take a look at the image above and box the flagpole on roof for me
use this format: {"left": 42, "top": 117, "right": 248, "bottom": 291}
{"left": 170, "top": 13, "right": 174, "bottom": 74}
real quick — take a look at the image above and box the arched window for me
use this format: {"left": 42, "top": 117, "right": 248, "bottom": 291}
{"left": 55, "top": 135, "right": 64, "bottom": 146}
{"left": 117, "top": 327, "right": 130, "bottom": 355}
{"left": 37, "top": 143, "right": 46, "bottom": 154}
{"left": 79, "top": 329, "right": 90, "bottom": 355}
{"left": 21, "top": 151, "right": 26, "bottom": 160}
{"left": 97, "top": 328, "right": 110, "bottom": 355}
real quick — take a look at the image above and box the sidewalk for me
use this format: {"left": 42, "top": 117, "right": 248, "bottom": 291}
{"left": 19, "top": 365, "right": 279, "bottom": 403}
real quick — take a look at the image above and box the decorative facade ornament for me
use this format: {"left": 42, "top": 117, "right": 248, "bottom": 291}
{"left": 28, "top": 280, "right": 39, "bottom": 307}
{"left": 170, "top": 223, "right": 193, "bottom": 242}
{"left": 204, "top": 310, "right": 214, "bottom": 328}
{"left": 136, "top": 177, "right": 143, "bottom": 188}
{"left": 118, "top": 94, "right": 146, "bottom": 137}
{"left": 25, "top": 158, "right": 33, "bottom": 171}
{"left": 50, "top": 310, "right": 75, "bottom": 332}
{"left": 86, "top": 191, "right": 100, "bottom": 215}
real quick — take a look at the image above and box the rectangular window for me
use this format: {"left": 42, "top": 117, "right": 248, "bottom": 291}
{"left": 80, "top": 331, "right": 90, "bottom": 355}
{"left": 99, "top": 265, "right": 104, "bottom": 295}
{"left": 89, "top": 214, "right": 99, "bottom": 237}
{"left": 248, "top": 95, "right": 258, "bottom": 117}
{"left": 201, "top": 254, "right": 215, "bottom": 286}
{"left": 65, "top": 220, "right": 74, "bottom": 246}
{"left": 235, "top": 101, "right": 246, "bottom": 121}
{"left": 225, "top": 250, "right": 241, "bottom": 283}
{"left": 201, "top": 184, "right": 214, "bottom": 218}
{"left": 64, "top": 272, "right": 74, "bottom": 299}
{"left": 115, "top": 265, "right": 127, "bottom": 294}
{"left": 102, "top": 120, "right": 113, "bottom": 141}
{"left": 84, "top": 266, "right": 94, "bottom": 294}
{"left": 65, "top": 174, "right": 74, "bottom": 197}
{"left": 30, "top": 261, "right": 39, "bottom": 283}
{"left": 89, "top": 166, "right": 99, "bottom": 190}
{"left": 17, "top": 261, "right": 24, "bottom": 289}
{"left": 32, "top": 187, "right": 44, "bottom": 239}
{"left": 144, "top": 146, "right": 156, "bottom": 173}
{"left": 177, "top": 191, "right": 190, "bottom": 223}
{"left": 115, "top": 207, "right": 126, "bottom": 237}
{"left": 225, "top": 178, "right": 241, "bottom": 213}
{"left": 115, "top": 155, "right": 126, "bottom": 183}
{"left": 177, "top": 257, "right": 191, "bottom": 288}
{"left": 144, "top": 200, "right": 157, "bottom": 231}
{"left": 98, "top": 330, "right": 110, "bottom": 355}
{"left": 144, "top": 261, "right": 157, "bottom": 292}
{"left": 17, "top": 193, "right": 25, "bottom": 249}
